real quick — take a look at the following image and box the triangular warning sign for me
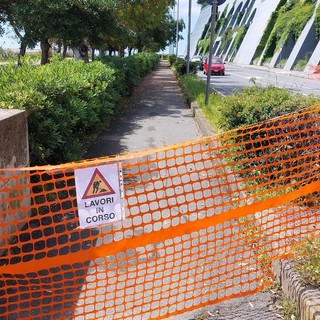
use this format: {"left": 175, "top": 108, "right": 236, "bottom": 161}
{"left": 82, "top": 168, "right": 115, "bottom": 199}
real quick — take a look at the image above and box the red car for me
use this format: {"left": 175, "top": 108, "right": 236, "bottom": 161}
{"left": 203, "top": 56, "right": 225, "bottom": 76}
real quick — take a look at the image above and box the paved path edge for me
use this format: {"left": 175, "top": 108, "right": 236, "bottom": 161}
{"left": 273, "top": 259, "right": 320, "bottom": 320}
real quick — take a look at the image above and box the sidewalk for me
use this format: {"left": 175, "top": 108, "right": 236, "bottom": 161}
{"left": 85, "top": 60, "right": 201, "bottom": 158}
{"left": 85, "top": 60, "right": 280, "bottom": 320}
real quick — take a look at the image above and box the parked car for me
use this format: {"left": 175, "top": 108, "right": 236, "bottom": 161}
{"left": 203, "top": 56, "right": 225, "bottom": 75}
{"left": 191, "top": 55, "right": 202, "bottom": 63}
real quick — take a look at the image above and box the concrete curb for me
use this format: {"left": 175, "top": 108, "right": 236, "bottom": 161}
{"left": 228, "top": 62, "right": 319, "bottom": 80}
{"left": 190, "top": 101, "right": 214, "bottom": 137}
{"left": 273, "top": 260, "right": 320, "bottom": 320}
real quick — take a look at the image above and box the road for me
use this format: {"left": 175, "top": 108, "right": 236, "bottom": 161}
{"left": 197, "top": 63, "right": 320, "bottom": 97}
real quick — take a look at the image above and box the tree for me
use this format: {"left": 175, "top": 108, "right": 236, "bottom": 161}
{"left": 3, "top": 0, "right": 180, "bottom": 62}
{"left": 6, "top": 0, "right": 116, "bottom": 64}
{"left": 114, "top": 0, "right": 178, "bottom": 53}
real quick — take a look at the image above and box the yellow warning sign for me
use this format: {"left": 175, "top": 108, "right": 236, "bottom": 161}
{"left": 82, "top": 168, "right": 115, "bottom": 199}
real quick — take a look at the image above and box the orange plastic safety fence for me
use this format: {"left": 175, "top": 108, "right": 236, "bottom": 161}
{"left": 1, "top": 107, "right": 320, "bottom": 320}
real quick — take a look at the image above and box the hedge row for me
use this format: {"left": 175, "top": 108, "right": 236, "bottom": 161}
{"left": 177, "top": 73, "right": 320, "bottom": 132}
{"left": 0, "top": 53, "right": 159, "bottom": 165}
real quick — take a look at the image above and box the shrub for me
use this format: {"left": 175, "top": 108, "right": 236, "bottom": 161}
{"left": 172, "top": 58, "right": 199, "bottom": 76}
{"left": 0, "top": 59, "right": 117, "bottom": 164}
{"left": 0, "top": 53, "right": 159, "bottom": 165}
{"left": 207, "top": 84, "right": 319, "bottom": 132}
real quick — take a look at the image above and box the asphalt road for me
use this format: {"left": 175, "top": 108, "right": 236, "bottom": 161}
{"left": 197, "top": 63, "right": 320, "bottom": 97}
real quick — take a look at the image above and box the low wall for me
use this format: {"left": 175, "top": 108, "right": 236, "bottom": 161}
{"left": 0, "top": 109, "right": 29, "bottom": 168}
{"left": 0, "top": 109, "right": 29, "bottom": 254}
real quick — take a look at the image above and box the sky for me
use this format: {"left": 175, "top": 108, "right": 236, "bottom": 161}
{"left": 0, "top": 24, "right": 19, "bottom": 50}
{"left": 0, "top": 1, "right": 202, "bottom": 55}
{"left": 172, "top": 0, "right": 202, "bottom": 56}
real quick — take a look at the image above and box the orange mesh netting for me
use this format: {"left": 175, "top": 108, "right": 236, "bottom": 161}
{"left": 1, "top": 107, "right": 320, "bottom": 319}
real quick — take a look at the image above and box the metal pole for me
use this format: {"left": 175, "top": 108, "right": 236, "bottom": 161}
{"left": 205, "top": 0, "right": 217, "bottom": 105}
{"left": 175, "top": 0, "right": 180, "bottom": 60}
{"left": 186, "top": 0, "right": 192, "bottom": 73}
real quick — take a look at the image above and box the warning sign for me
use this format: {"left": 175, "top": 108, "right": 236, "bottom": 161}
{"left": 75, "top": 163, "right": 124, "bottom": 228}
{"left": 83, "top": 168, "right": 115, "bottom": 199}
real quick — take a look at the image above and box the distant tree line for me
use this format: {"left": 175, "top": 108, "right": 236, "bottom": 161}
{"left": 0, "top": 0, "right": 184, "bottom": 64}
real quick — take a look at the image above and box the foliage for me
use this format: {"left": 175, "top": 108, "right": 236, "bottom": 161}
{"left": 315, "top": 4, "right": 320, "bottom": 39}
{"left": 178, "top": 74, "right": 206, "bottom": 103}
{"left": 294, "top": 57, "right": 309, "bottom": 71}
{"left": 268, "top": 281, "right": 299, "bottom": 320}
{"left": 98, "top": 52, "right": 159, "bottom": 97}
{"left": 208, "top": 84, "right": 319, "bottom": 132}
{"left": 262, "top": 0, "right": 316, "bottom": 62}
{"left": 113, "top": 0, "right": 177, "bottom": 53}
{"left": 293, "top": 237, "right": 320, "bottom": 288}
{"left": 234, "top": 25, "right": 248, "bottom": 49}
{"left": 171, "top": 58, "right": 200, "bottom": 77}
{"left": 0, "top": 0, "right": 177, "bottom": 60}
{"left": 220, "top": 26, "right": 233, "bottom": 51}
{"left": 177, "top": 73, "right": 320, "bottom": 133}
{"left": 0, "top": 52, "right": 159, "bottom": 165}
{"left": 0, "top": 47, "right": 17, "bottom": 61}
{"left": 197, "top": 38, "right": 210, "bottom": 56}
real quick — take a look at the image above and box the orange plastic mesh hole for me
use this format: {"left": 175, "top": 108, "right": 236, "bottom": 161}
{"left": 0, "top": 107, "right": 320, "bottom": 319}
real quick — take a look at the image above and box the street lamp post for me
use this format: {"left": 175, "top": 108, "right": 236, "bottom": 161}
{"left": 175, "top": 0, "right": 180, "bottom": 60}
{"left": 186, "top": 0, "right": 192, "bottom": 73}
{"left": 204, "top": 0, "right": 226, "bottom": 105}
{"left": 205, "top": 0, "right": 218, "bottom": 106}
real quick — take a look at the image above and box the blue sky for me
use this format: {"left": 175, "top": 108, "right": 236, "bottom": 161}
{"left": 0, "top": 1, "right": 202, "bottom": 54}
{"left": 178, "top": 0, "right": 202, "bottom": 55}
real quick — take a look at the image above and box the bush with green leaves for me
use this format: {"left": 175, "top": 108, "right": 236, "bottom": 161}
{"left": 98, "top": 52, "right": 159, "bottom": 98}
{"left": 207, "top": 84, "right": 319, "bottom": 132}
{"left": 0, "top": 52, "right": 159, "bottom": 165}
{"left": 262, "top": 0, "right": 316, "bottom": 62}
{"left": 0, "top": 58, "right": 117, "bottom": 164}
{"left": 178, "top": 73, "right": 320, "bottom": 131}
{"left": 171, "top": 58, "right": 199, "bottom": 76}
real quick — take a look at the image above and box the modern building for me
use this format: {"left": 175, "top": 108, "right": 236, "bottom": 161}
{"left": 189, "top": 0, "right": 320, "bottom": 74}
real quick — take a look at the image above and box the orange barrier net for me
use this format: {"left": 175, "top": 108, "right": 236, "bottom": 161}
{"left": 1, "top": 107, "right": 320, "bottom": 319}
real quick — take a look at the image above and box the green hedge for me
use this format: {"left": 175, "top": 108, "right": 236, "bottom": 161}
{"left": 178, "top": 74, "right": 320, "bottom": 132}
{"left": 168, "top": 56, "right": 199, "bottom": 76}
{"left": 0, "top": 52, "right": 159, "bottom": 165}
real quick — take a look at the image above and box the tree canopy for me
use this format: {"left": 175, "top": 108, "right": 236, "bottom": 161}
{"left": 1, "top": 0, "right": 181, "bottom": 63}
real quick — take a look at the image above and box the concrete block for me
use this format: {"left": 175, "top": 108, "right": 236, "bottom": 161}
{"left": 280, "top": 259, "right": 320, "bottom": 320}
{"left": 0, "top": 109, "right": 30, "bottom": 255}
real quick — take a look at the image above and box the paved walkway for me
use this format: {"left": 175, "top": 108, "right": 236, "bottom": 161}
{"left": 85, "top": 60, "right": 280, "bottom": 320}
{"left": 85, "top": 60, "right": 201, "bottom": 158}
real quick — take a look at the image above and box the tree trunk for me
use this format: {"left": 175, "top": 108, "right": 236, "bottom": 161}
{"left": 57, "top": 39, "right": 62, "bottom": 54}
{"left": 17, "top": 41, "right": 27, "bottom": 66}
{"left": 62, "top": 40, "right": 68, "bottom": 58}
{"left": 19, "top": 41, "right": 27, "bottom": 57}
{"left": 74, "top": 43, "right": 89, "bottom": 62}
{"left": 118, "top": 46, "right": 125, "bottom": 57}
{"left": 40, "top": 38, "right": 51, "bottom": 65}
{"left": 91, "top": 48, "right": 95, "bottom": 61}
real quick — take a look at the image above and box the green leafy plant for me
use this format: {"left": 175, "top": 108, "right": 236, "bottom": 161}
{"left": 0, "top": 52, "right": 159, "bottom": 165}
{"left": 293, "top": 237, "right": 320, "bottom": 288}
{"left": 294, "top": 57, "right": 309, "bottom": 71}
{"left": 268, "top": 281, "right": 299, "bottom": 320}
{"left": 262, "top": 0, "right": 316, "bottom": 62}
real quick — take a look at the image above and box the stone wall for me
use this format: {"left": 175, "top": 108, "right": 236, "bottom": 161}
{"left": 0, "top": 109, "right": 29, "bottom": 254}
{"left": 0, "top": 109, "right": 29, "bottom": 168}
